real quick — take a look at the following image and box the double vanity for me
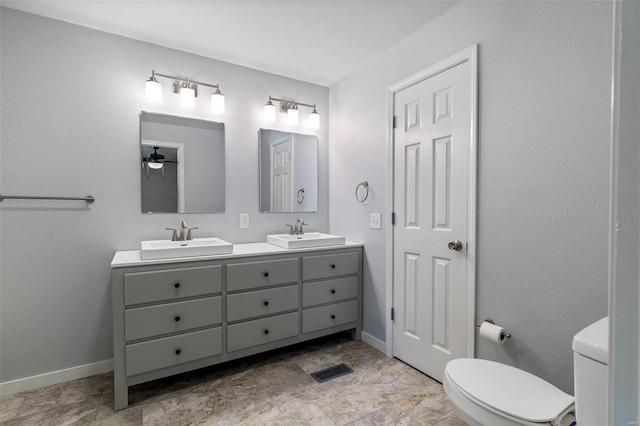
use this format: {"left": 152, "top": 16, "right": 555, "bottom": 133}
{"left": 111, "top": 238, "right": 362, "bottom": 410}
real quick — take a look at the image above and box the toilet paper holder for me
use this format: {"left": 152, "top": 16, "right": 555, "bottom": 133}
{"left": 475, "top": 319, "right": 512, "bottom": 340}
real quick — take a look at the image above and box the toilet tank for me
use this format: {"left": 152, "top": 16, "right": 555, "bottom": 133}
{"left": 572, "top": 317, "right": 608, "bottom": 426}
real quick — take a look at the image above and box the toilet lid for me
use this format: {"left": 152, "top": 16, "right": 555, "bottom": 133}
{"left": 445, "top": 358, "right": 575, "bottom": 423}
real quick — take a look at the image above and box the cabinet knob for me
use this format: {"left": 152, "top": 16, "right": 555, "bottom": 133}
{"left": 263, "top": 300, "right": 269, "bottom": 306}
{"left": 331, "top": 315, "right": 336, "bottom": 320}
{"left": 330, "top": 264, "right": 336, "bottom": 269}
{"left": 174, "top": 316, "right": 181, "bottom": 322}
{"left": 331, "top": 289, "right": 336, "bottom": 294}
{"left": 264, "top": 329, "right": 270, "bottom": 335}
{"left": 264, "top": 272, "right": 269, "bottom": 277}
{"left": 175, "top": 349, "right": 181, "bottom": 355}
{"left": 174, "top": 282, "right": 181, "bottom": 289}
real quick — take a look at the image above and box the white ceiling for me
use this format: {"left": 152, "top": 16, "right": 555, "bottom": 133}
{"left": 0, "top": 0, "right": 459, "bottom": 86}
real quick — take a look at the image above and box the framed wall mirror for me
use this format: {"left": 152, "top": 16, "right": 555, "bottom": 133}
{"left": 259, "top": 129, "right": 318, "bottom": 213}
{"left": 140, "top": 112, "right": 225, "bottom": 213}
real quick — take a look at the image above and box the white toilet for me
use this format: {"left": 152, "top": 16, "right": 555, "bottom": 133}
{"left": 443, "top": 317, "right": 608, "bottom": 426}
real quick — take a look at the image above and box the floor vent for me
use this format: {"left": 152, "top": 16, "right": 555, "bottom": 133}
{"left": 310, "top": 363, "right": 353, "bottom": 383}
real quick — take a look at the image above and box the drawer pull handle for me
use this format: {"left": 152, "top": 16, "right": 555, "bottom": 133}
{"left": 174, "top": 283, "right": 181, "bottom": 289}
{"left": 263, "top": 300, "right": 269, "bottom": 306}
{"left": 175, "top": 349, "right": 181, "bottom": 355}
{"left": 331, "top": 289, "right": 336, "bottom": 294}
{"left": 264, "top": 272, "right": 269, "bottom": 277}
{"left": 330, "top": 264, "right": 336, "bottom": 269}
{"left": 174, "top": 316, "right": 181, "bottom": 322}
{"left": 264, "top": 329, "right": 270, "bottom": 335}
{"left": 331, "top": 315, "right": 336, "bottom": 320}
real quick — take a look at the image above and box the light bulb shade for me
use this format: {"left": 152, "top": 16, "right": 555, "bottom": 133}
{"left": 308, "top": 110, "right": 320, "bottom": 129}
{"left": 211, "top": 92, "right": 225, "bottom": 114}
{"left": 287, "top": 107, "right": 299, "bottom": 125}
{"left": 264, "top": 103, "right": 276, "bottom": 123}
{"left": 145, "top": 79, "right": 162, "bottom": 103}
{"left": 180, "top": 86, "right": 196, "bottom": 109}
{"left": 148, "top": 161, "right": 163, "bottom": 169}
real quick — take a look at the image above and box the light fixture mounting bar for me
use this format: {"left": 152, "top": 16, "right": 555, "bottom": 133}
{"left": 269, "top": 96, "right": 316, "bottom": 111}
{"left": 152, "top": 70, "right": 221, "bottom": 97}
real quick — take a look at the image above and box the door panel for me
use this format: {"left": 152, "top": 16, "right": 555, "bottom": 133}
{"left": 393, "top": 59, "right": 472, "bottom": 382}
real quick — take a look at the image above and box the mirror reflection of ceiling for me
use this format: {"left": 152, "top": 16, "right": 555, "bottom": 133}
{"left": 141, "top": 112, "right": 225, "bottom": 214}
{"left": 0, "top": 1, "right": 459, "bottom": 86}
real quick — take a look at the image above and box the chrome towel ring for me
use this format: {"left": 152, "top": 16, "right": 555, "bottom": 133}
{"left": 355, "top": 181, "right": 369, "bottom": 203}
{"left": 297, "top": 188, "right": 305, "bottom": 204}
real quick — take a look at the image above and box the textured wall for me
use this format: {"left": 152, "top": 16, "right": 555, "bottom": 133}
{"left": 0, "top": 7, "right": 328, "bottom": 382}
{"left": 329, "top": 1, "right": 612, "bottom": 392}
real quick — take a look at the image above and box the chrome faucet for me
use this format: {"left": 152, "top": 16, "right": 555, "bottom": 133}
{"left": 167, "top": 221, "right": 198, "bottom": 241}
{"left": 293, "top": 218, "right": 307, "bottom": 235}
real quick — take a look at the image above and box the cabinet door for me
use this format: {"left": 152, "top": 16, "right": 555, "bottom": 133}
{"left": 302, "top": 300, "right": 358, "bottom": 334}
{"left": 227, "top": 285, "right": 298, "bottom": 322}
{"left": 302, "top": 252, "right": 359, "bottom": 281}
{"left": 227, "top": 258, "right": 298, "bottom": 292}
{"left": 227, "top": 312, "right": 299, "bottom": 352}
{"left": 126, "top": 327, "right": 222, "bottom": 376}
{"left": 125, "top": 296, "right": 222, "bottom": 341}
{"left": 302, "top": 276, "right": 358, "bottom": 307}
{"left": 124, "top": 265, "right": 222, "bottom": 306}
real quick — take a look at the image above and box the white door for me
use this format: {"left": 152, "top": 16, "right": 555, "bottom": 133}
{"left": 270, "top": 137, "right": 293, "bottom": 212}
{"left": 392, "top": 54, "right": 475, "bottom": 382}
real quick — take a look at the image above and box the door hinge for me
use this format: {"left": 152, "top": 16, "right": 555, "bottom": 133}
{"left": 391, "top": 307, "right": 395, "bottom": 321}
{"left": 392, "top": 116, "right": 398, "bottom": 129}
{"left": 391, "top": 212, "right": 396, "bottom": 225}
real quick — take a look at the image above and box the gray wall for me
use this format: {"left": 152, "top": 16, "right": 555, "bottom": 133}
{"left": 0, "top": 7, "right": 328, "bottom": 382}
{"left": 329, "top": 1, "right": 612, "bottom": 393}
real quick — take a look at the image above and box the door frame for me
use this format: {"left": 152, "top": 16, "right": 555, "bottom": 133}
{"left": 385, "top": 45, "right": 478, "bottom": 358}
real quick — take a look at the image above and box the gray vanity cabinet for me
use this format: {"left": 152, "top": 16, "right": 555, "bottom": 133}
{"left": 112, "top": 246, "right": 362, "bottom": 410}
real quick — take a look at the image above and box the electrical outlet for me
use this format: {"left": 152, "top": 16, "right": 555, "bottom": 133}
{"left": 239, "top": 214, "right": 250, "bottom": 229}
{"left": 370, "top": 213, "right": 382, "bottom": 229}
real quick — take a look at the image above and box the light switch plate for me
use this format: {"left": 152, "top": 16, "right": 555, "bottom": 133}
{"left": 370, "top": 213, "right": 382, "bottom": 229}
{"left": 240, "top": 214, "right": 250, "bottom": 229}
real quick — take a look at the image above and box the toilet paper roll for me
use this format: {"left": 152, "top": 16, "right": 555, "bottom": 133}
{"left": 479, "top": 321, "right": 507, "bottom": 345}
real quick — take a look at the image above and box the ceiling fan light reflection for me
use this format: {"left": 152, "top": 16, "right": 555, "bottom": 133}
{"left": 148, "top": 162, "right": 164, "bottom": 169}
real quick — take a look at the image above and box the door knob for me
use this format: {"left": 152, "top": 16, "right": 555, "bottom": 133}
{"left": 448, "top": 240, "right": 463, "bottom": 251}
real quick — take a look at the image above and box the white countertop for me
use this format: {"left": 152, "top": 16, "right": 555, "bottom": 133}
{"left": 111, "top": 241, "right": 363, "bottom": 268}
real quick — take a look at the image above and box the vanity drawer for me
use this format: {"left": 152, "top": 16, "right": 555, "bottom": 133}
{"left": 302, "top": 276, "right": 358, "bottom": 307}
{"left": 227, "top": 312, "right": 299, "bottom": 352}
{"left": 302, "top": 300, "right": 358, "bottom": 334}
{"left": 125, "top": 296, "right": 222, "bottom": 341}
{"left": 227, "top": 258, "right": 298, "bottom": 292}
{"left": 124, "top": 265, "right": 222, "bottom": 306}
{"left": 126, "top": 327, "right": 222, "bottom": 376}
{"left": 227, "top": 285, "right": 298, "bottom": 322}
{"left": 302, "top": 252, "right": 359, "bottom": 281}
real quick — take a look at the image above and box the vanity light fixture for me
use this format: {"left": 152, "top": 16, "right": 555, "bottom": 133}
{"left": 145, "top": 71, "right": 162, "bottom": 103}
{"left": 264, "top": 96, "right": 320, "bottom": 129}
{"left": 264, "top": 98, "right": 276, "bottom": 123}
{"left": 287, "top": 104, "right": 299, "bottom": 125}
{"left": 144, "top": 70, "right": 225, "bottom": 114}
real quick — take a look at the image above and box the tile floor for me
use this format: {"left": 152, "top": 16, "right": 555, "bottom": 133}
{"left": 0, "top": 333, "right": 467, "bottom": 425}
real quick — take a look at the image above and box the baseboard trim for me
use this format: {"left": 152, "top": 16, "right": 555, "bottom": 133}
{"left": 0, "top": 359, "right": 113, "bottom": 396}
{"left": 362, "top": 331, "right": 386, "bottom": 354}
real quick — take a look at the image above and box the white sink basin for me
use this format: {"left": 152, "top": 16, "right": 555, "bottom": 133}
{"left": 267, "top": 232, "right": 346, "bottom": 249}
{"left": 141, "top": 238, "right": 233, "bottom": 260}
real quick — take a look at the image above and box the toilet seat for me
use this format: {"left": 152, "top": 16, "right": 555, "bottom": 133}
{"left": 445, "top": 358, "right": 575, "bottom": 425}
